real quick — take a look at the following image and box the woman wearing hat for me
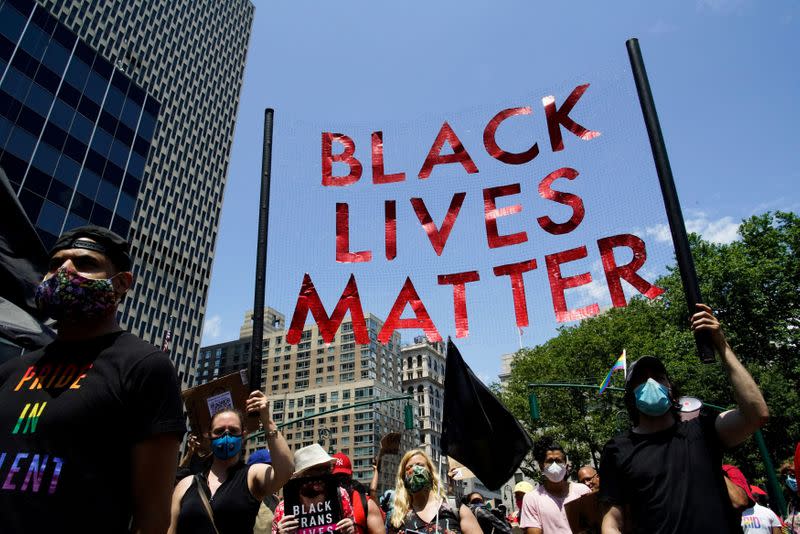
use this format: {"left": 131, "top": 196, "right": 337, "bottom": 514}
{"left": 507, "top": 481, "right": 533, "bottom": 531}
{"left": 168, "top": 391, "right": 294, "bottom": 533}
{"left": 388, "top": 449, "right": 481, "bottom": 534}
{"left": 273, "top": 444, "right": 356, "bottom": 534}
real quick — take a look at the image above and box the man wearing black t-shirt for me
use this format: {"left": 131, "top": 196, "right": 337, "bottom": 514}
{"left": 598, "top": 304, "right": 769, "bottom": 534}
{"left": 0, "top": 226, "right": 186, "bottom": 533}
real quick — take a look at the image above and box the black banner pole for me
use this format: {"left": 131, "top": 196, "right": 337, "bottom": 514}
{"left": 249, "top": 108, "right": 274, "bottom": 392}
{"left": 626, "top": 38, "right": 716, "bottom": 363}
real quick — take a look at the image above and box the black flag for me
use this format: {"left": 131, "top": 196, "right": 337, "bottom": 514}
{"left": 0, "top": 166, "right": 54, "bottom": 350}
{"left": 441, "top": 339, "right": 532, "bottom": 490}
{"left": 0, "top": 166, "right": 48, "bottom": 319}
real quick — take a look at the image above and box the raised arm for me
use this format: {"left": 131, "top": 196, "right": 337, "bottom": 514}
{"left": 131, "top": 433, "right": 181, "bottom": 534}
{"left": 247, "top": 390, "right": 294, "bottom": 499}
{"left": 178, "top": 434, "right": 201, "bottom": 468}
{"left": 369, "top": 450, "right": 384, "bottom": 496}
{"left": 690, "top": 304, "right": 769, "bottom": 448}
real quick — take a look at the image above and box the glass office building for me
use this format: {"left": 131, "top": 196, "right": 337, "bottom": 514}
{"left": 0, "top": 0, "right": 159, "bottom": 248}
{"left": 24, "top": 0, "right": 254, "bottom": 387}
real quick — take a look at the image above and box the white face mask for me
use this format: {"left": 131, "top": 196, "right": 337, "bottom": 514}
{"left": 543, "top": 462, "right": 566, "bottom": 483}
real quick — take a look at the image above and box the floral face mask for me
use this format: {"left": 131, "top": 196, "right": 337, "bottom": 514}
{"left": 35, "top": 267, "right": 120, "bottom": 321}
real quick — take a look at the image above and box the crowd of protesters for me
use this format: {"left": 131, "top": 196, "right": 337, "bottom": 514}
{"left": 0, "top": 223, "right": 797, "bottom": 534}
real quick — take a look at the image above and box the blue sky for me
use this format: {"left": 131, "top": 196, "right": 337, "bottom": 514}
{"left": 201, "top": 0, "right": 799, "bottom": 383}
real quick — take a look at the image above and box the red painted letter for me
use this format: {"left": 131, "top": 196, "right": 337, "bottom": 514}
{"left": 322, "top": 132, "right": 362, "bottom": 186}
{"left": 418, "top": 122, "right": 479, "bottom": 179}
{"left": 372, "top": 131, "right": 405, "bottom": 184}
{"left": 410, "top": 192, "right": 466, "bottom": 256}
{"left": 287, "top": 273, "right": 369, "bottom": 344}
{"left": 537, "top": 167, "right": 585, "bottom": 235}
{"left": 437, "top": 271, "right": 480, "bottom": 338}
{"left": 597, "top": 234, "right": 665, "bottom": 307}
{"left": 385, "top": 200, "right": 397, "bottom": 261}
{"left": 545, "top": 245, "right": 600, "bottom": 322}
{"left": 484, "top": 183, "right": 528, "bottom": 249}
{"left": 378, "top": 277, "right": 442, "bottom": 343}
{"left": 542, "top": 84, "right": 601, "bottom": 152}
{"left": 336, "top": 203, "right": 372, "bottom": 263}
{"left": 483, "top": 107, "right": 539, "bottom": 165}
{"left": 493, "top": 259, "right": 538, "bottom": 327}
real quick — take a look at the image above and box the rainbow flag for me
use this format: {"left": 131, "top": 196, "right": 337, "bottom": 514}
{"left": 598, "top": 349, "right": 626, "bottom": 395}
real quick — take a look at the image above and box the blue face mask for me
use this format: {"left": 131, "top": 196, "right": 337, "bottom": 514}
{"left": 787, "top": 475, "right": 797, "bottom": 493}
{"left": 211, "top": 432, "right": 243, "bottom": 460}
{"left": 634, "top": 378, "right": 672, "bottom": 417}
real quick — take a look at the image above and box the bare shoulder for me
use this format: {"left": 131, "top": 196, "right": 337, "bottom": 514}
{"left": 174, "top": 475, "right": 194, "bottom": 500}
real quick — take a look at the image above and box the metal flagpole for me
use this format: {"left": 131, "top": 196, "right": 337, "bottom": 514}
{"left": 626, "top": 38, "right": 716, "bottom": 363}
{"left": 249, "top": 108, "right": 274, "bottom": 393}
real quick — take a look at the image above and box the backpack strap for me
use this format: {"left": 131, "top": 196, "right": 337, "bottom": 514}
{"left": 194, "top": 475, "right": 221, "bottom": 534}
{"left": 352, "top": 490, "right": 369, "bottom": 532}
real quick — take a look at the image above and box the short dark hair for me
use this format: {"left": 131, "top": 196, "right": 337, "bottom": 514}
{"left": 533, "top": 436, "right": 566, "bottom": 465}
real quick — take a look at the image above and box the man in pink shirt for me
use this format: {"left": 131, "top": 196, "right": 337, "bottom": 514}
{"left": 520, "top": 437, "right": 590, "bottom": 533}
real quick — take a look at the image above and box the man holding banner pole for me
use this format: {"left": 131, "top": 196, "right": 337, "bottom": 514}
{"left": 599, "top": 303, "right": 769, "bottom": 533}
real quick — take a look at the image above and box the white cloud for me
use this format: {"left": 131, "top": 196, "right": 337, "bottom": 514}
{"left": 203, "top": 314, "right": 222, "bottom": 340}
{"left": 645, "top": 224, "right": 673, "bottom": 243}
{"left": 686, "top": 216, "right": 739, "bottom": 244}
{"left": 646, "top": 215, "right": 740, "bottom": 245}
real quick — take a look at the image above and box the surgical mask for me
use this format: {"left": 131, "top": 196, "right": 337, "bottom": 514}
{"left": 403, "top": 465, "right": 432, "bottom": 494}
{"left": 543, "top": 462, "right": 567, "bottom": 483}
{"left": 211, "top": 432, "right": 243, "bottom": 460}
{"left": 787, "top": 475, "right": 797, "bottom": 493}
{"left": 35, "top": 267, "right": 119, "bottom": 321}
{"left": 634, "top": 378, "right": 672, "bottom": 417}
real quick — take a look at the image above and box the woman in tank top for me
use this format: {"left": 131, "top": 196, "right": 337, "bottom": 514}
{"left": 387, "top": 449, "right": 481, "bottom": 534}
{"left": 168, "top": 390, "right": 294, "bottom": 534}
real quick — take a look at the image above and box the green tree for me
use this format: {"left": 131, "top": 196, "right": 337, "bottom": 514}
{"left": 501, "top": 211, "right": 799, "bottom": 482}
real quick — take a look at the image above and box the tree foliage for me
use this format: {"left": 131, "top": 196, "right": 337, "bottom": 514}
{"left": 501, "top": 212, "right": 799, "bottom": 483}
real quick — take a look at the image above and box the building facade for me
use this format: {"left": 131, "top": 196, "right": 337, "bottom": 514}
{"left": 1, "top": 0, "right": 159, "bottom": 248}
{"left": 4, "top": 0, "right": 255, "bottom": 388}
{"left": 200, "top": 311, "right": 418, "bottom": 494}
{"left": 400, "top": 336, "right": 446, "bottom": 464}
{"left": 196, "top": 308, "right": 285, "bottom": 385}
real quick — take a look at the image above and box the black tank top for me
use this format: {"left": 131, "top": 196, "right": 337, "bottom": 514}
{"left": 178, "top": 461, "right": 261, "bottom": 534}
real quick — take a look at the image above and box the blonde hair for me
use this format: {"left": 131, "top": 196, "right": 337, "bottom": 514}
{"left": 390, "top": 449, "right": 447, "bottom": 528}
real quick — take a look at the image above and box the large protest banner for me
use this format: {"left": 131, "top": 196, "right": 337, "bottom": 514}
{"left": 264, "top": 62, "right": 678, "bottom": 357}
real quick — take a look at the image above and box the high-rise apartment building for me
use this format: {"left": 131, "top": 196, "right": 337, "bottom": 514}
{"left": 1, "top": 0, "right": 255, "bottom": 388}
{"left": 200, "top": 311, "right": 419, "bottom": 494}
{"left": 196, "top": 308, "right": 284, "bottom": 385}
{"left": 400, "top": 337, "right": 446, "bottom": 464}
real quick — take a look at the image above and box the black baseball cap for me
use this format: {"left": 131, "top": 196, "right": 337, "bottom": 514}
{"left": 50, "top": 225, "right": 132, "bottom": 272}
{"left": 625, "top": 356, "right": 669, "bottom": 392}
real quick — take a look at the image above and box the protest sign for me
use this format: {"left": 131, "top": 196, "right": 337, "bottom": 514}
{"left": 283, "top": 474, "right": 343, "bottom": 534}
{"left": 266, "top": 62, "right": 678, "bottom": 354}
{"left": 181, "top": 370, "right": 259, "bottom": 437}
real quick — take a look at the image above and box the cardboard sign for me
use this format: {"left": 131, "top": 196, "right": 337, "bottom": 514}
{"left": 283, "top": 474, "right": 343, "bottom": 534}
{"left": 380, "top": 432, "right": 401, "bottom": 455}
{"left": 565, "top": 490, "right": 601, "bottom": 534}
{"left": 181, "top": 370, "right": 259, "bottom": 437}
